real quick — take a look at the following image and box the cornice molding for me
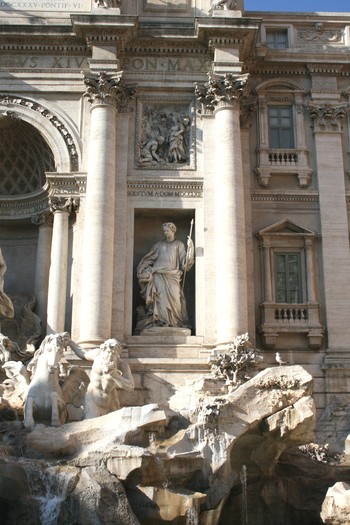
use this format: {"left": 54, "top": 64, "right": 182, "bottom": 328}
{"left": 46, "top": 173, "right": 83, "bottom": 197}
{"left": 307, "top": 63, "right": 344, "bottom": 76}
{"left": 0, "top": 186, "right": 50, "bottom": 219}
{"left": 245, "top": 62, "right": 308, "bottom": 76}
{"left": 127, "top": 178, "right": 203, "bottom": 199}
{"left": 251, "top": 191, "right": 319, "bottom": 204}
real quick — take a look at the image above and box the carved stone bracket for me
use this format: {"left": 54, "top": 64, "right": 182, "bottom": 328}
{"left": 49, "top": 196, "right": 79, "bottom": 214}
{"left": 84, "top": 71, "right": 135, "bottom": 112}
{"left": 308, "top": 103, "right": 346, "bottom": 132}
{"left": 195, "top": 73, "right": 249, "bottom": 115}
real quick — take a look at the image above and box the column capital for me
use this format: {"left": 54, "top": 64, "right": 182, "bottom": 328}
{"left": 195, "top": 73, "right": 249, "bottom": 115}
{"left": 308, "top": 102, "right": 346, "bottom": 132}
{"left": 49, "top": 196, "right": 79, "bottom": 214}
{"left": 31, "top": 210, "right": 53, "bottom": 227}
{"left": 84, "top": 71, "right": 135, "bottom": 112}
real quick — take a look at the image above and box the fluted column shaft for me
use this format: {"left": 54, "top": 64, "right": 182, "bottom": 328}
{"left": 214, "top": 105, "right": 248, "bottom": 341}
{"left": 195, "top": 74, "right": 249, "bottom": 343}
{"left": 79, "top": 72, "right": 134, "bottom": 347}
{"left": 32, "top": 211, "right": 53, "bottom": 332}
{"left": 79, "top": 103, "right": 116, "bottom": 346}
{"left": 47, "top": 198, "right": 72, "bottom": 334}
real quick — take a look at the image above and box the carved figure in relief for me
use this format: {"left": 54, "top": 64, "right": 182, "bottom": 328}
{"left": 67, "top": 337, "right": 134, "bottom": 419}
{"left": 138, "top": 107, "right": 191, "bottom": 167}
{"left": 168, "top": 116, "right": 187, "bottom": 163}
{"left": 0, "top": 248, "right": 14, "bottom": 320}
{"left": 137, "top": 222, "right": 194, "bottom": 330}
{"left": 138, "top": 136, "right": 165, "bottom": 164}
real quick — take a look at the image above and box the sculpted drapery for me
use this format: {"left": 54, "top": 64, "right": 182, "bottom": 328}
{"left": 137, "top": 223, "right": 194, "bottom": 329}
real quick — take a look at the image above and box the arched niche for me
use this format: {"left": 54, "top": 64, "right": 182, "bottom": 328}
{"left": 0, "top": 96, "right": 81, "bottom": 173}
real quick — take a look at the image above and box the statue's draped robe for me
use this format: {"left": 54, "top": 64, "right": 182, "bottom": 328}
{"left": 137, "top": 239, "right": 192, "bottom": 327}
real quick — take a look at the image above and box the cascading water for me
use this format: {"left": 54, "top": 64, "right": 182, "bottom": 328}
{"left": 240, "top": 464, "right": 248, "bottom": 525}
{"left": 21, "top": 459, "right": 74, "bottom": 525}
{"left": 185, "top": 506, "right": 199, "bottom": 525}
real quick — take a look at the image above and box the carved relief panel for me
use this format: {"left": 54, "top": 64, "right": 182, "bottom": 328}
{"left": 136, "top": 98, "right": 195, "bottom": 170}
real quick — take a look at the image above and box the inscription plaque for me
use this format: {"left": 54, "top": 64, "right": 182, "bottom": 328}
{"left": 0, "top": 0, "right": 91, "bottom": 12}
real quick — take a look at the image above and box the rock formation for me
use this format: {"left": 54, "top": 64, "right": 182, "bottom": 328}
{"left": 0, "top": 365, "right": 321, "bottom": 524}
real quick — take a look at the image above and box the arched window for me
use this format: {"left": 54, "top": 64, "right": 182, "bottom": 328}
{"left": 255, "top": 80, "right": 312, "bottom": 188}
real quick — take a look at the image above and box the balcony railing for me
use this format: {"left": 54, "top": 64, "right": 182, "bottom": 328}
{"left": 260, "top": 302, "right": 324, "bottom": 349}
{"left": 256, "top": 148, "right": 312, "bottom": 187}
{"left": 268, "top": 151, "right": 298, "bottom": 165}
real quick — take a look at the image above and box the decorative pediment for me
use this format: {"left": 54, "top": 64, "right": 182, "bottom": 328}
{"left": 257, "top": 219, "right": 316, "bottom": 238}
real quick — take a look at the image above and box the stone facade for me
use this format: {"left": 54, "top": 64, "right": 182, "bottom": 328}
{"left": 1, "top": 1, "right": 350, "bottom": 425}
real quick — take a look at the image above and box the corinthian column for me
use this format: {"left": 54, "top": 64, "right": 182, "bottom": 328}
{"left": 31, "top": 210, "right": 53, "bottom": 333}
{"left": 47, "top": 197, "right": 76, "bottom": 334}
{"left": 79, "top": 72, "right": 133, "bottom": 347}
{"left": 195, "top": 74, "right": 249, "bottom": 343}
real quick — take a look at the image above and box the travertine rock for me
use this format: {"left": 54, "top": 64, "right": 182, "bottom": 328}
{"left": 320, "top": 482, "right": 350, "bottom": 525}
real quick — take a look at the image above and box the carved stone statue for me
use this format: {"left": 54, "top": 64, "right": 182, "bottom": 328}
{"left": 0, "top": 248, "right": 14, "bottom": 320}
{"left": 136, "top": 222, "right": 194, "bottom": 330}
{"left": 67, "top": 337, "right": 134, "bottom": 419}
{"left": 94, "top": 0, "right": 121, "bottom": 7}
{"left": 23, "top": 333, "right": 68, "bottom": 429}
{"left": 209, "top": 0, "right": 237, "bottom": 14}
{"left": 23, "top": 333, "right": 89, "bottom": 429}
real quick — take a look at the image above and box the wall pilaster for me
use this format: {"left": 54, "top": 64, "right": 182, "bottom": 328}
{"left": 309, "top": 101, "right": 350, "bottom": 363}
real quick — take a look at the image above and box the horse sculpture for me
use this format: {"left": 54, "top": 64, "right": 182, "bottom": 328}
{"left": 23, "top": 333, "right": 68, "bottom": 429}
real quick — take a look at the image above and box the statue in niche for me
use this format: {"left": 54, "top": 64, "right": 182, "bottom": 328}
{"left": 0, "top": 248, "right": 14, "bottom": 320}
{"left": 67, "top": 337, "right": 135, "bottom": 419}
{"left": 137, "top": 106, "right": 191, "bottom": 167}
{"left": 209, "top": 0, "right": 237, "bottom": 14}
{"left": 136, "top": 222, "right": 194, "bottom": 331}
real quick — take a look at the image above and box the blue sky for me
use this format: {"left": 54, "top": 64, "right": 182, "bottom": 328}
{"left": 245, "top": 0, "right": 350, "bottom": 11}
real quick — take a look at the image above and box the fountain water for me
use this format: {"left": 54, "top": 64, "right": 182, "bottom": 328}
{"left": 240, "top": 464, "right": 248, "bottom": 525}
{"left": 186, "top": 506, "right": 199, "bottom": 525}
{"left": 22, "top": 460, "right": 75, "bottom": 525}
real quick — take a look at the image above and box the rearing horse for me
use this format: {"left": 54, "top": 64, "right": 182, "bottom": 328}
{"left": 23, "top": 334, "right": 68, "bottom": 429}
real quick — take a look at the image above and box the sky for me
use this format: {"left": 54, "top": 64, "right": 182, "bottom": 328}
{"left": 245, "top": 0, "right": 350, "bottom": 12}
